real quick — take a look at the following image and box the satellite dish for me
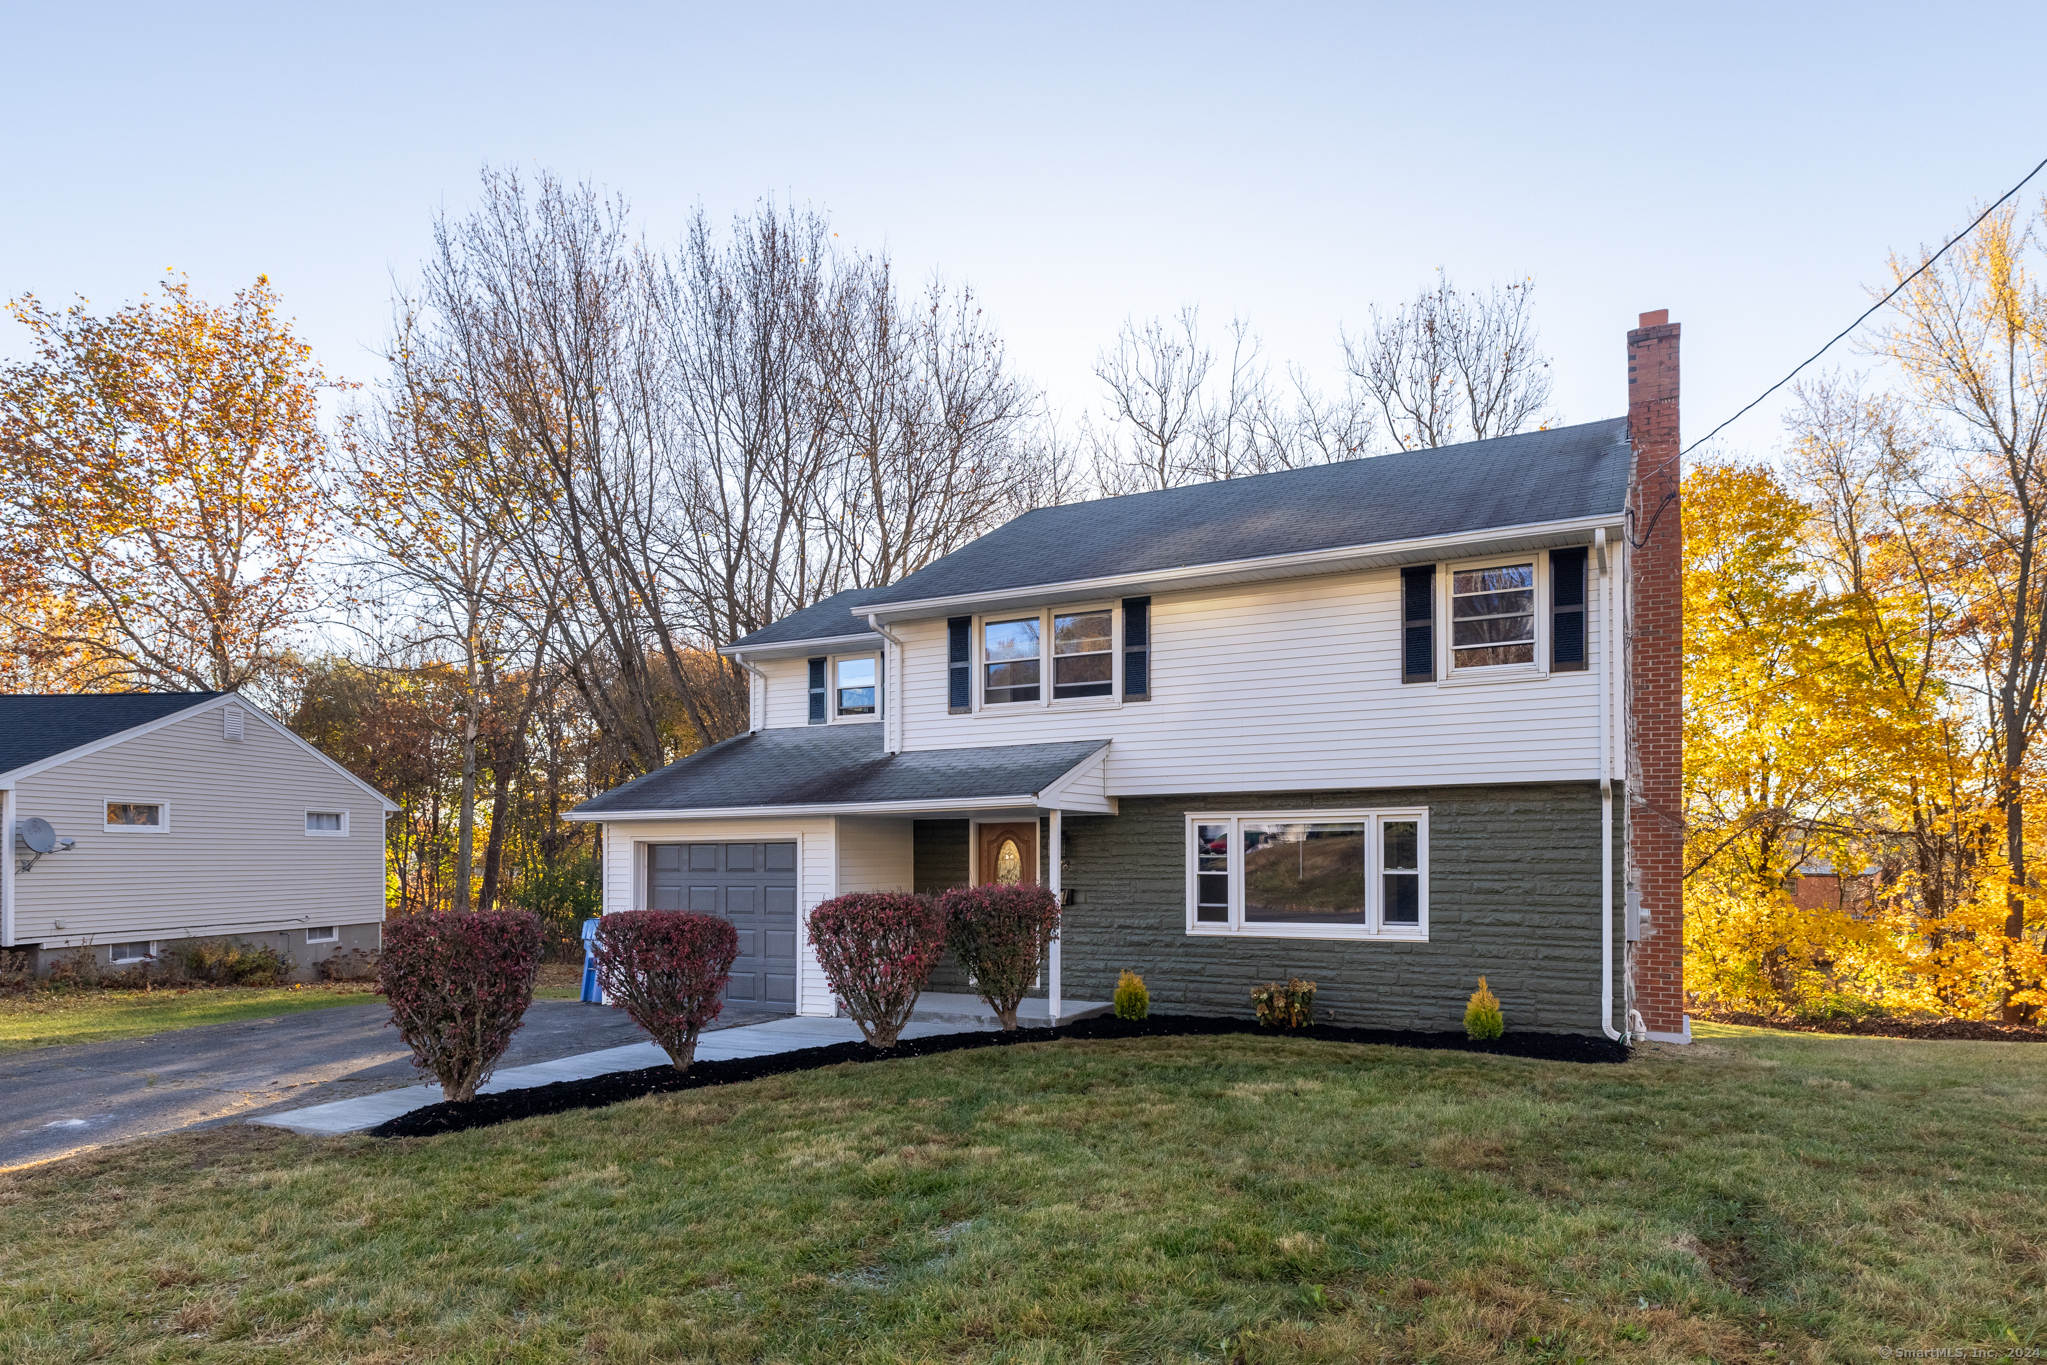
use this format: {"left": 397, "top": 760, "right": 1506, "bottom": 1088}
{"left": 16, "top": 817, "right": 56, "bottom": 855}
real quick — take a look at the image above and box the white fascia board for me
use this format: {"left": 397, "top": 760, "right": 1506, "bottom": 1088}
{"left": 0, "top": 694, "right": 401, "bottom": 813}
{"left": 862, "top": 512, "right": 1626, "bottom": 623}
{"left": 567, "top": 793, "right": 1043, "bottom": 822}
{"left": 718, "top": 633, "right": 884, "bottom": 663}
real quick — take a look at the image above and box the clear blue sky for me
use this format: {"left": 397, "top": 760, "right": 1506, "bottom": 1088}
{"left": 5, "top": 1, "right": 2043, "bottom": 459}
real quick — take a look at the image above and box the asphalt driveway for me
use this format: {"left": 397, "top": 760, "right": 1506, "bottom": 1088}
{"left": 0, "top": 998, "right": 785, "bottom": 1170}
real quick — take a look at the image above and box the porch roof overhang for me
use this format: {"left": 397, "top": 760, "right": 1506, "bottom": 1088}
{"left": 566, "top": 728, "right": 1114, "bottom": 822}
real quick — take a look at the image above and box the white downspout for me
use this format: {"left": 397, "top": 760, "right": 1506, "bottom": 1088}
{"left": 866, "top": 614, "right": 905, "bottom": 756}
{"left": 733, "top": 653, "right": 769, "bottom": 733}
{"left": 1048, "top": 806, "right": 1062, "bottom": 1024}
{"left": 1596, "top": 528, "right": 1622, "bottom": 1043}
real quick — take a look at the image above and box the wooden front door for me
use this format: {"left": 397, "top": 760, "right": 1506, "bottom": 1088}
{"left": 976, "top": 823, "right": 1037, "bottom": 887}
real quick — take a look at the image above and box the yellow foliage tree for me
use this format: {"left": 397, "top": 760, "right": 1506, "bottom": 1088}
{"left": 0, "top": 273, "right": 337, "bottom": 694}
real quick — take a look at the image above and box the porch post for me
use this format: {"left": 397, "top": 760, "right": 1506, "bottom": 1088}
{"left": 1048, "top": 807, "right": 1062, "bottom": 1023}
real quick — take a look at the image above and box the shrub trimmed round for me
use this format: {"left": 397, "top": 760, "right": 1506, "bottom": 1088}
{"left": 807, "top": 892, "right": 946, "bottom": 1048}
{"left": 939, "top": 883, "right": 1062, "bottom": 1030}
{"left": 379, "top": 910, "right": 543, "bottom": 1101}
{"left": 593, "top": 910, "right": 739, "bottom": 1069}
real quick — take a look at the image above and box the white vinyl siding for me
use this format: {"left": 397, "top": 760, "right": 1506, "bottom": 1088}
{"left": 10, "top": 706, "right": 386, "bottom": 949}
{"left": 888, "top": 561, "right": 1613, "bottom": 795}
{"left": 600, "top": 815, "right": 840, "bottom": 1017}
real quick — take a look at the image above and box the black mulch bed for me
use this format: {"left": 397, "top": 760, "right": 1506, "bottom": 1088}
{"left": 369, "top": 1014, "right": 1630, "bottom": 1139}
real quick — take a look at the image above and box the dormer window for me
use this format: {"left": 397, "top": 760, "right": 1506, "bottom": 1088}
{"left": 835, "top": 657, "right": 877, "bottom": 715}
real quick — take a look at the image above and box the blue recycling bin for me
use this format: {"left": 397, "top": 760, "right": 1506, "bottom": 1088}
{"left": 580, "top": 917, "right": 604, "bottom": 1003}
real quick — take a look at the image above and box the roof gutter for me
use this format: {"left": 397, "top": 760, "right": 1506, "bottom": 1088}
{"left": 715, "top": 630, "right": 884, "bottom": 660}
{"left": 860, "top": 511, "right": 1625, "bottom": 623}
{"left": 564, "top": 794, "right": 1055, "bottom": 822}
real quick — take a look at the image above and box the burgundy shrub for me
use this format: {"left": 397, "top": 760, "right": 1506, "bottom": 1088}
{"left": 938, "top": 883, "right": 1062, "bottom": 1030}
{"left": 807, "top": 892, "right": 947, "bottom": 1047}
{"left": 593, "top": 910, "right": 740, "bottom": 1069}
{"left": 379, "top": 910, "right": 543, "bottom": 1101}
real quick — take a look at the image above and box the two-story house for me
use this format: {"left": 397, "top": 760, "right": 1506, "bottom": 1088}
{"left": 570, "top": 312, "right": 1687, "bottom": 1042}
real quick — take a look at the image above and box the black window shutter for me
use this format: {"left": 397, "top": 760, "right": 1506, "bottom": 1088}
{"left": 947, "top": 617, "right": 972, "bottom": 713}
{"left": 807, "top": 657, "right": 827, "bottom": 724}
{"left": 1401, "top": 566, "right": 1435, "bottom": 683}
{"left": 1122, "top": 597, "right": 1151, "bottom": 700}
{"left": 1551, "top": 547, "right": 1588, "bottom": 672}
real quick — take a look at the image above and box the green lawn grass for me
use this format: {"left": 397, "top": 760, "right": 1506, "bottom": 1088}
{"left": 0, "top": 1026, "right": 2040, "bottom": 1363}
{"left": 0, "top": 983, "right": 380, "bottom": 1054}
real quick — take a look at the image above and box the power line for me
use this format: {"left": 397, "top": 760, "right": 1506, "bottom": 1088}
{"left": 1683, "top": 152, "right": 2047, "bottom": 460}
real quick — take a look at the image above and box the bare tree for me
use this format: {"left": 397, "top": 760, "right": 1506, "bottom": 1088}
{"left": 1345, "top": 273, "right": 1554, "bottom": 450}
{"left": 1090, "top": 309, "right": 1372, "bottom": 493}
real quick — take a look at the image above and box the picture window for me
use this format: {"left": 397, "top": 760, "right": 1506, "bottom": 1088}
{"left": 1186, "top": 810, "right": 1428, "bottom": 939}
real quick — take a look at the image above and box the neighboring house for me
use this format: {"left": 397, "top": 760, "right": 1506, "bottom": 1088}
{"left": 1, "top": 692, "right": 396, "bottom": 979}
{"left": 572, "top": 312, "right": 1687, "bottom": 1041}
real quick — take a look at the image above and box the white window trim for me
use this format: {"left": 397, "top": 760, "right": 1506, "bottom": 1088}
{"left": 975, "top": 603, "right": 1122, "bottom": 713}
{"left": 306, "top": 925, "right": 339, "bottom": 944}
{"left": 109, "top": 940, "right": 158, "bottom": 964}
{"left": 103, "top": 799, "right": 170, "bottom": 833}
{"left": 304, "top": 809, "right": 350, "bottom": 837}
{"left": 1184, "top": 808, "right": 1429, "bottom": 941}
{"left": 1439, "top": 553, "right": 1549, "bottom": 685}
{"left": 828, "top": 651, "right": 883, "bottom": 724}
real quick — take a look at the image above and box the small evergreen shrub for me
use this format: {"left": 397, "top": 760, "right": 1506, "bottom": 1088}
{"left": 937, "top": 883, "right": 1062, "bottom": 1030}
{"left": 379, "top": 910, "right": 543, "bottom": 1101}
{"left": 808, "top": 892, "right": 947, "bottom": 1047}
{"left": 1113, "top": 969, "right": 1150, "bottom": 1020}
{"left": 1464, "top": 976, "right": 1505, "bottom": 1040}
{"left": 593, "top": 910, "right": 740, "bottom": 1069}
{"left": 1252, "top": 977, "right": 1316, "bottom": 1028}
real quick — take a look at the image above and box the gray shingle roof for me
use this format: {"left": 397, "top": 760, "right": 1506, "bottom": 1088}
{"left": 728, "top": 587, "right": 891, "bottom": 651}
{"left": 863, "top": 416, "right": 1630, "bottom": 606}
{"left": 0, "top": 693, "right": 223, "bottom": 776}
{"left": 572, "top": 725, "right": 1108, "bottom": 815}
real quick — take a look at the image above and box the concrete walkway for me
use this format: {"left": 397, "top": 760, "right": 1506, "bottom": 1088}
{"left": 253, "top": 992, "right": 1109, "bottom": 1137}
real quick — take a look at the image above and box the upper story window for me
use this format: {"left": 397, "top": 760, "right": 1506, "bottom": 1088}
{"left": 1052, "top": 610, "right": 1114, "bottom": 698}
{"left": 984, "top": 617, "right": 1042, "bottom": 704}
{"left": 835, "top": 657, "right": 877, "bottom": 715}
{"left": 105, "top": 801, "right": 166, "bottom": 832}
{"left": 1450, "top": 562, "right": 1536, "bottom": 669}
{"left": 306, "top": 810, "right": 348, "bottom": 836}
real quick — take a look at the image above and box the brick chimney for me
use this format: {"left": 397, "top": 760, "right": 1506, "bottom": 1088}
{"left": 1625, "top": 309, "right": 1684, "bottom": 1038}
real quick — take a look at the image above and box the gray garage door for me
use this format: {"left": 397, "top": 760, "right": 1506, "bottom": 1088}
{"left": 648, "top": 842, "right": 798, "bottom": 1012}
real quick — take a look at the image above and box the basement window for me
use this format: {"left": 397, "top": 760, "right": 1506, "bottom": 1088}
{"left": 1185, "top": 809, "right": 1428, "bottom": 940}
{"left": 306, "top": 926, "right": 338, "bottom": 944}
{"left": 109, "top": 941, "right": 156, "bottom": 964}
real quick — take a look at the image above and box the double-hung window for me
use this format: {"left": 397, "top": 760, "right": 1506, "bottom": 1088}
{"left": 1450, "top": 561, "right": 1537, "bottom": 670}
{"left": 835, "top": 657, "right": 877, "bottom": 716}
{"left": 1186, "top": 809, "right": 1428, "bottom": 939}
{"left": 980, "top": 605, "right": 1122, "bottom": 707}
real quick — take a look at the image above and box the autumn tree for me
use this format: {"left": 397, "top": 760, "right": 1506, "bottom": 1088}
{"left": 0, "top": 274, "right": 335, "bottom": 695}
{"left": 1879, "top": 199, "right": 2047, "bottom": 1020}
